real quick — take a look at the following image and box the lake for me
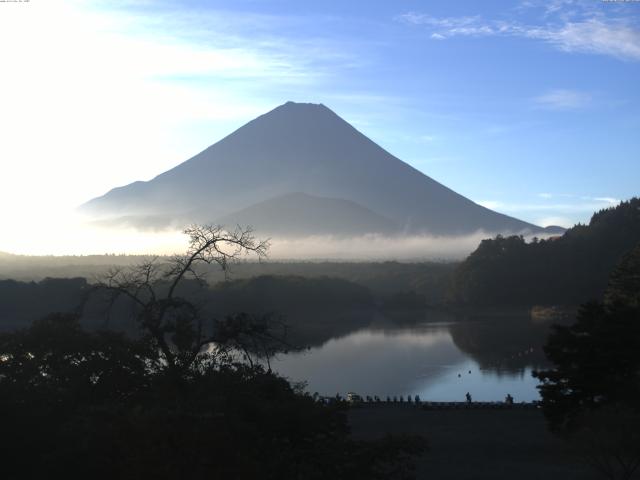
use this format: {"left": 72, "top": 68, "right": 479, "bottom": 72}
{"left": 271, "top": 313, "right": 560, "bottom": 402}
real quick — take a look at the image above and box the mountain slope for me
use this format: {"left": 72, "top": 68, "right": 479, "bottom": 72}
{"left": 215, "top": 192, "right": 398, "bottom": 237}
{"left": 81, "top": 101, "right": 545, "bottom": 235}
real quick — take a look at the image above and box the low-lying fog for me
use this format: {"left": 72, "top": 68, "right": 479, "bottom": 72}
{"left": 266, "top": 232, "right": 497, "bottom": 261}
{"left": 0, "top": 213, "right": 551, "bottom": 260}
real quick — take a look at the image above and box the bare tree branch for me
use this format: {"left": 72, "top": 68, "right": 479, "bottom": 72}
{"left": 85, "top": 224, "right": 271, "bottom": 375}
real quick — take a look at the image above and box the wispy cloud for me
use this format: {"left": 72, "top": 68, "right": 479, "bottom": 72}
{"left": 0, "top": 0, "right": 366, "bottom": 218}
{"left": 396, "top": 10, "right": 640, "bottom": 61}
{"left": 534, "top": 89, "right": 592, "bottom": 109}
{"left": 398, "top": 13, "right": 498, "bottom": 38}
{"left": 96, "top": 6, "right": 357, "bottom": 86}
{"left": 537, "top": 192, "right": 575, "bottom": 199}
{"left": 591, "top": 196, "right": 620, "bottom": 204}
{"left": 535, "top": 216, "right": 573, "bottom": 228}
{"left": 267, "top": 232, "right": 503, "bottom": 261}
{"left": 524, "top": 18, "right": 640, "bottom": 61}
{"left": 537, "top": 193, "right": 620, "bottom": 204}
{"left": 477, "top": 195, "right": 620, "bottom": 220}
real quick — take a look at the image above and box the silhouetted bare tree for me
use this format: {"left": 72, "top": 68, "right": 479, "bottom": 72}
{"left": 1, "top": 225, "right": 429, "bottom": 479}
{"left": 93, "top": 224, "right": 270, "bottom": 374}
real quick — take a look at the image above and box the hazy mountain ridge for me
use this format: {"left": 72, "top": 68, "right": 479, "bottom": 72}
{"left": 82, "top": 101, "right": 551, "bottom": 236}
{"left": 216, "top": 192, "right": 399, "bottom": 236}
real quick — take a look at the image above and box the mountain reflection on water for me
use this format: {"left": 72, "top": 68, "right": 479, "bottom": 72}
{"left": 272, "top": 311, "right": 567, "bottom": 402}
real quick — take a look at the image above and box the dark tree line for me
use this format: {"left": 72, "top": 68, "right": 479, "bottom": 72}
{"left": 0, "top": 275, "right": 374, "bottom": 331}
{"left": 450, "top": 198, "right": 640, "bottom": 306}
{"left": 0, "top": 225, "right": 427, "bottom": 480}
{"left": 534, "top": 243, "right": 640, "bottom": 479}
{"left": 0, "top": 312, "right": 426, "bottom": 480}
{"left": 0, "top": 277, "right": 89, "bottom": 329}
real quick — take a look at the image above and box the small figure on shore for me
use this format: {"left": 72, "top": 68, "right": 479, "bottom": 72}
{"left": 465, "top": 392, "right": 472, "bottom": 404}
{"left": 505, "top": 393, "right": 514, "bottom": 405}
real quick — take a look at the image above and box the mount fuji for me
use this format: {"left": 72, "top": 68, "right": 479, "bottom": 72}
{"left": 81, "top": 101, "right": 557, "bottom": 237}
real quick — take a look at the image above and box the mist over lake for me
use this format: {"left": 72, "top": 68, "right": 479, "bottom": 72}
{"left": 2, "top": 1, "right": 639, "bottom": 478}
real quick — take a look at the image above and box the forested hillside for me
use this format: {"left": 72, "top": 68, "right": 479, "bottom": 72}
{"left": 450, "top": 198, "right": 640, "bottom": 306}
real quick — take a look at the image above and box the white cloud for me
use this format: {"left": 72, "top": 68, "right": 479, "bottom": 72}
{"left": 534, "top": 89, "right": 592, "bottom": 109}
{"left": 589, "top": 196, "right": 619, "bottom": 205}
{"left": 524, "top": 19, "right": 640, "bottom": 60}
{"left": 267, "top": 233, "right": 498, "bottom": 261}
{"left": 478, "top": 195, "right": 621, "bottom": 214}
{"left": 0, "top": 0, "right": 362, "bottom": 254}
{"left": 399, "top": 13, "right": 481, "bottom": 29}
{"left": 537, "top": 192, "right": 576, "bottom": 199}
{"left": 535, "top": 216, "right": 573, "bottom": 228}
{"left": 538, "top": 193, "right": 620, "bottom": 204}
{"left": 398, "top": 13, "right": 498, "bottom": 37}
{"left": 475, "top": 194, "right": 622, "bottom": 228}
{"left": 397, "top": 11, "right": 640, "bottom": 61}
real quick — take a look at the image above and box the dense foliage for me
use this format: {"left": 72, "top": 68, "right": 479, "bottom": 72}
{"left": 450, "top": 198, "right": 640, "bottom": 306}
{"left": 534, "top": 301, "right": 640, "bottom": 431}
{"left": 534, "top": 244, "right": 640, "bottom": 429}
{"left": 0, "top": 314, "right": 426, "bottom": 480}
{"left": 0, "top": 277, "right": 89, "bottom": 329}
{"left": 533, "top": 243, "right": 640, "bottom": 479}
{"left": 0, "top": 226, "right": 427, "bottom": 479}
{"left": 209, "top": 275, "right": 374, "bottom": 315}
{"left": 0, "top": 257, "right": 457, "bottom": 306}
{"left": 0, "top": 275, "right": 374, "bottom": 332}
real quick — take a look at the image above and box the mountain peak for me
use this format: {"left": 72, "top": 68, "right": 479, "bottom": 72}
{"left": 281, "top": 100, "right": 327, "bottom": 109}
{"left": 81, "top": 102, "right": 544, "bottom": 236}
{"left": 266, "top": 101, "right": 335, "bottom": 120}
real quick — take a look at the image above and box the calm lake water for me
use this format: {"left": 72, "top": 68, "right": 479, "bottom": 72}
{"left": 271, "top": 314, "right": 557, "bottom": 402}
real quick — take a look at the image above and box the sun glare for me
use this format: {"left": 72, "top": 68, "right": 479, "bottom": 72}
{"left": 0, "top": 210, "right": 187, "bottom": 256}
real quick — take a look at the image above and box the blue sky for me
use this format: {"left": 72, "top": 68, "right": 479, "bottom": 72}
{"left": 1, "top": 0, "right": 639, "bottom": 253}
